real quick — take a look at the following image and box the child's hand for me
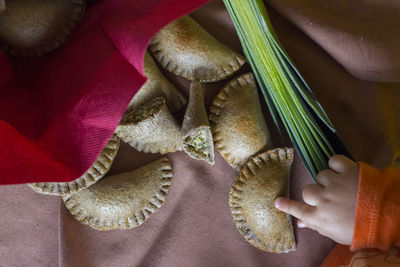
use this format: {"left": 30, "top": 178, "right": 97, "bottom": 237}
{"left": 274, "top": 155, "right": 359, "bottom": 245}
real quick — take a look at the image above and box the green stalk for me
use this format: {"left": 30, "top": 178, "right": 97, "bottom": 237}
{"left": 223, "top": 0, "right": 352, "bottom": 180}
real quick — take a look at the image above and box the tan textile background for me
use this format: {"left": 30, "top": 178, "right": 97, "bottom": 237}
{"left": 1, "top": 0, "right": 399, "bottom": 266}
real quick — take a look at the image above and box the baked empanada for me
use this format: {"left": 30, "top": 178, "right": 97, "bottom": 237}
{"left": 127, "top": 52, "right": 187, "bottom": 113}
{"left": 229, "top": 148, "right": 296, "bottom": 253}
{"left": 29, "top": 135, "right": 120, "bottom": 196}
{"left": 0, "top": 0, "right": 85, "bottom": 56}
{"left": 209, "top": 73, "right": 272, "bottom": 171}
{"left": 182, "top": 82, "right": 214, "bottom": 165}
{"left": 149, "top": 15, "right": 245, "bottom": 83}
{"left": 62, "top": 157, "right": 172, "bottom": 231}
{"left": 116, "top": 97, "right": 183, "bottom": 154}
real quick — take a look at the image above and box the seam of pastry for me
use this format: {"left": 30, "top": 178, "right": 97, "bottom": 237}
{"left": 62, "top": 157, "right": 172, "bottom": 231}
{"left": 129, "top": 52, "right": 187, "bottom": 113}
{"left": 228, "top": 148, "right": 295, "bottom": 253}
{"left": 28, "top": 135, "right": 120, "bottom": 195}
{"left": 149, "top": 16, "right": 245, "bottom": 82}
{"left": 209, "top": 77, "right": 236, "bottom": 168}
{"left": 182, "top": 82, "right": 215, "bottom": 164}
{"left": 117, "top": 97, "right": 183, "bottom": 153}
{"left": 210, "top": 73, "right": 258, "bottom": 170}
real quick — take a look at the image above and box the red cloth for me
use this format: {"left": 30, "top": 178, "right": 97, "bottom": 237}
{"left": 0, "top": 0, "right": 210, "bottom": 185}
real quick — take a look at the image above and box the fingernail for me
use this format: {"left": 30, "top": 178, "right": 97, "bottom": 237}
{"left": 274, "top": 198, "right": 282, "bottom": 208}
{"left": 298, "top": 221, "right": 307, "bottom": 228}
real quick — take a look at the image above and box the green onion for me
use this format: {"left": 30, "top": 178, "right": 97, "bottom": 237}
{"left": 223, "top": 0, "right": 352, "bottom": 180}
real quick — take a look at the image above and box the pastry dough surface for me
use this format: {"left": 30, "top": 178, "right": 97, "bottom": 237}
{"left": 128, "top": 52, "right": 187, "bottom": 113}
{"left": 182, "top": 82, "right": 214, "bottom": 165}
{"left": 116, "top": 97, "right": 183, "bottom": 154}
{"left": 209, "top": 73, "right": 272, "bottom": 170}
{"left": 149, "top": 15, "right": 245, "bottom": 82}
{"left": 29, "top": 135, "right": 120, "bottom": 196}
{"left": 0, "top": 0, "right": 85, "bottom": 56}
{"left": 229, "top": 148, "right": 296, "bottom": 253}
{"left": 63, "top": 157, "right": 173, "bottom": 231}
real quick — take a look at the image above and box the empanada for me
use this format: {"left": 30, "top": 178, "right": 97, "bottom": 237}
{"left": 209, "top": 73, "right": 272, "bottom": 171}
{"left": 0, "top": 0, "right": 85, "bottom": 56}
{"left": 62, "top": 157, "right": 172, "bottom": 231}
{"left": 229, "top": 148, "right": 296, "bottom": 253}
{"left": 29, "top": 135, "right": 120, "bottom": 196}
{"left": 127, "top": 52, "right": 187, "bottom": 113}
{"left": 149, "top": 15, "right": 245, "bottom": 83}
{"left": 182, "top": 82, "right": 214, "bottom": 165}
{"left": 116, "top": 97, "right": 183, "bottom": 154}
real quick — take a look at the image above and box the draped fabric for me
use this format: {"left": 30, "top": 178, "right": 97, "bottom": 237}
{"left": 1, "top": 0, "right": 400, "bottom": 266}
{"left": 0, "top": 0, "right": 210, "bottom": 185}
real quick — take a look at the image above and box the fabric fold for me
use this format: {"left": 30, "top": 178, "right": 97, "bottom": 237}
{"left": 351, "top": 162, "right": 400, "bottom": 251}
{"left": 0, "top": 0, "right": 211, "bottom": 185}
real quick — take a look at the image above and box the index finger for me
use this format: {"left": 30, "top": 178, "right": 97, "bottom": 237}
{"left": 274, "top": 197, "right": 315, "bottom": 221}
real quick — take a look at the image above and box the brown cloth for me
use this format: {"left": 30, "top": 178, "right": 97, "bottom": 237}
{"left": 0, "top": 0, "right": 5, "bottom": 13}
{"left": 1, "top": 0, "right": 399, "bottom": 266}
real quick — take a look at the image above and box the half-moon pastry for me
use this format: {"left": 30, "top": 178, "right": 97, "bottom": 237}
{"left": 182, "top": 82, "right": 214, "bottom": 165}
{"left": 127, "top": 52, "right": 187, "bottom": 114}
{"left": 0, "top": 0, "right": 85, "bottom": 56}
{"left": 209, "top": 73, "right": 272, "bottom": 171}
{"left": 149, "top": 15, "right": 245, "bottom": 83}
{"left": 29, "top": 135, "right": 120, "bottom": 196}
{"left": 62, "top": 157, "right": 173, "bottom": 231}
{"left": 116, "top": 97, "right": 183, "bottom": 154}
{"left": 229, "top": 148, "right": 296, "bottom": 253}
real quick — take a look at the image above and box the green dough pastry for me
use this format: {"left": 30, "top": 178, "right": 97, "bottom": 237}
{"left": 116, "top": 97, "right": 183, "bottom": 154}
{"left": 0, "top": 0, "right": 85, "bottom": 56}
{"left": 229, "top": 148, "right": 296, "bottom": 253}
{"left": 182, "top": 82, "right": 214, "bottom": 165}
{"left": 29, "top": 135, "right": 120, "bottom": 196}
{"left": 127, "top": 52, "right": 187, "bottom": 114}
{"left": 209, "top": 73, "right": 273, "bottom": 171}
{"left": 149, "top": 15, "right": 245, "bottom": 82}
{"left": 63, "top": 157, "right": 173, "bottom": 231}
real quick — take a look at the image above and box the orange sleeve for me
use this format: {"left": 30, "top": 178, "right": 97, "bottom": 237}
{"left": 351, "top": 162, "right": 400, "bottom": 251}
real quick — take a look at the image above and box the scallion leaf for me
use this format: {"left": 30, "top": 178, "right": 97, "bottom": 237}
{"left": 223, "top": 0, "right": 352, "bottom": 180}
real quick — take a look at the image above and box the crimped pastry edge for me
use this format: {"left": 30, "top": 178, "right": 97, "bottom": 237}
{"left": 28, "top": 135, "right": 120, "bottom": 196}
{"left": 116, "top": 97, "right": 183, "bottom": 154}
{"left": 0, "top": 0, "right": 86, "bottom": 57}
{"left": 228, "top": 147, "right": 296, "bottom": 253}
{"left": 149, "top": 16, "right": 245, "bottom": 83}
{"left": 209, "top": 72, "right": 257, "bottom": 170}
{"left": 62, "top": 157, "right": 173, "bottom": 231}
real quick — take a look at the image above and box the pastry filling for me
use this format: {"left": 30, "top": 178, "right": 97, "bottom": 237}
{"left": 186, "top": 129, "right": 209, "bottom": 156}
